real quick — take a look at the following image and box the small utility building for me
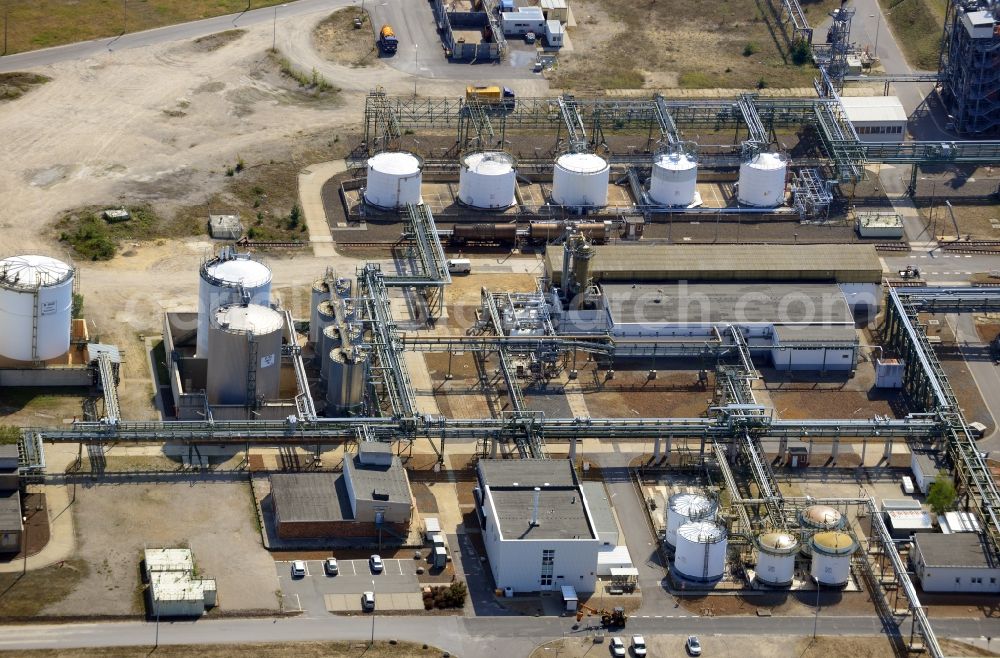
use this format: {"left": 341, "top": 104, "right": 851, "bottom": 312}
{"left": 144, "top": 548, "right": 217, "bottom": 617}
{"left": 911, "top": 533, "right": 1000, "bottom": 593}
{"left": 502, "top": 6, "right": 546, "bottom": 36}
{"left": 840, "top": 96, "right": 908, "bottom": 142}
{"left": 476, "top": 459, "right": 600, "bottom": 593}
{"left": 271, "top": 443, "right": 412, "bottom": 539}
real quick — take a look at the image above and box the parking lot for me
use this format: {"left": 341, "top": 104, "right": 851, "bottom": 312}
{"left": 276, "top": 558, "right": 423, "bottom": 615}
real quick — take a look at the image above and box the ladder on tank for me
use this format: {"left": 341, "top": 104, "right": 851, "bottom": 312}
{"left": 246, "top": 337, "right": 259, "bottom": 410}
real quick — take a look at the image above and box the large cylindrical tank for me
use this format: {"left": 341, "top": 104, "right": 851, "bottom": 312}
{"left": 799, "top": 505, "right": 844, "bottom": 556}
{"left": 364, "top": 151, "right": 423, "bottom": 209}
{"left": 325, "top": 346, "right": 369, "bottom": 416}
{"left": 197, "top": 252, "right": 272, "bottom": 357}
{"left": 458, "top": 151, "right": 516, "bottom": 209}
{"left": 312, "top": 300, "right": 337, "bottom": 363}
{"left": 737, "top": 152, "right": 787, "bottom": 207}
{"left": 319, "top": 323, "right": 343, "bottom": 385}
{"left": 571, "top": 239, "right": 594, "bottom": 293}
{"left": 206, "top": 303, "right": 283, "bottom": 405}
{"left": 309, "top": 278, "right": 332, "bottom": 345}
{"left": 809, "top": 531, "right": 857, "bottom": 587}
{"left": 665, "top": 493, "right": 718, "bottom": 548}
{"left": 674, "top": 520, "right": 727, "bottom": 582}
{"left": 0, "top": 255, "right": 74, "bottom": 362}
{"left": 756, "top": 531, "right": 799, "bottom": 587}
{"left": 552, "top": 153, "right": 609, "bottom": 209}
{"left": 649, "top": 152, "right": 698, "bottom": 206}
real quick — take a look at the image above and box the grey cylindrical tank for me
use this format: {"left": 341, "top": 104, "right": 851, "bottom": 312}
{"left": 325, "top": 346, "right": 369, "bottom": 416}
{"left": 206, "top": 303, "right": 283, "bottom": 405}
{"left": 313, "top": 300, "right": 337, "bottom": 363}
{"left": 335, "top": 277, "right": 352, "bottom": 300}
{"left": 319, "top": 323, "right": 343, "bottom": 385}
{"left": 309, "top": 279, "right": 332, "bottom": 345}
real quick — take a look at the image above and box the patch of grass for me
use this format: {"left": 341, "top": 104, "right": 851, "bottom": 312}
{"left": 269, "top": 50, "right": 338, "bottom": 94}
{"left": 13, "top": 642, "right": 444, "bottom": 658}
{"left": 55, "top": 205, "right": 202, "bottom": 260}
{"left": 549, "top": 37, "right": 646, "bottom": 90}
{"left": 0, "top": 72, "right": 52, "bottom": 103}
{"left": 313, "top": 9, "right": 378, "bottom": 67}
{"left": 0, "top": 425, "right": 20, "bottom": 445}
{"left": 192, "top": 28, "right": 247, "bottom": 52}
{"left": 2, "top": 2, "right": 285, "bottom": 55}
{"left": 679, "top": 70, "right": 729, "bottom": 89}
{"left": 0, "top": 559, "right": 89, "bottom": 617}
{"left": 879, "top": 0, "right": 945, "bottom": 70}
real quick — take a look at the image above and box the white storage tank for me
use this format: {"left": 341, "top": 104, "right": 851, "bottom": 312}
{"left": 459, "top": 151, "right": 517, "bottom": 209}
{"left": 649, "top": 151, "right": 698, "bottom": 206}
{"left": 552, "top": 153, "right": 609, "bottom": 209}
{"left": 364, "top": 151, "right": 423, "bottom": 209}
{"left": 666, "top": 492, "right": 718, "bottom": 548}
{"left": 737, "top": 152, "right": 787, "bottom": 207}
{"left": 809, "top": 531, "right": 857, "bottom": 587}
{"left": 197, "top": 251, "right": 271, "bottom": 357}
{"left": 206, "top": 303, "right": 284, "bottom": 405}
{"left": 0, "top": 255, "right": 74, "bottom": 362}
{"left": 799, "top": 505, "right": 845, "bottom": 556}
{"left": 755, "top": 531, "right": 799, "bottom": 587}
{"left": 325, "top": 346, "right": 369, "bottom": 416}
{"left": 674, "top": 520, "right": 727, "bottom": 582}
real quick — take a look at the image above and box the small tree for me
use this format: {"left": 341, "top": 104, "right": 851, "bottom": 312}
{"left": 791, "top": 38, "right": 812, "bottom": 65}
{"left": 288, "top": 203, "right": 302, "bottom": 228}
{"left": 0, "top": 425, "right": 21, "bottom": 445}
{"left": 72, "top": 293, "right": 84, "bottom": 319}
{"left": 926, "top": 472, "right": 957, "bottom": 515}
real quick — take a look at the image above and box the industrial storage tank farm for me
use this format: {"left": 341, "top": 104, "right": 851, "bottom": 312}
{"left": 0, "top": 254, "right": 75, "bottom": 362}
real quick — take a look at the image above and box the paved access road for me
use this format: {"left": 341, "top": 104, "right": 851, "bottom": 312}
{"left": 883, "top": 253, "right": 1000, "bottom": 285}
{"left": 2, "top": 612, "right": 1000, "bottom": 657}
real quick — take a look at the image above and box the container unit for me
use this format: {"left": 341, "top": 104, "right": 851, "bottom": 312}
{"left": 755, "top": 531, "right": 799, "bottom": 587}
{"left": 649, "top": 152, "right": 698, "bottom": 207}
{"left": 197, "top": 252, "right": 272, "bottom": 357}
{"left": 325, "top": 346, "right": 369, "bottom": 416}
{"left": 458, "top": 151, "right": 517, "bottom": 209}
{"left": 364, "top": 151, "right": 423, "bottom": 209}
{"left": 313, "top": 300, "right": 337, "bottom": 364}
{"left": 737, "top": 152, "right": 787, "bottom": 207}
{"left": 309, "top": 278, "right": 332, "bottom": 345}
{"left": 673, "top": 521, "right": 727, "bottom": 582}
{"left": 206, "top": 303, "right": 283, "bottom": 406}
{"left": 799, "top": 505, "right": 844, "bottom": 556}
{"left": 665, "top": 493, "right": 718, "bottom": 548}
{"left": 551, "top": 153, "right": 610, "bottom": 209}
{"left": 0, "top": 255, "right": 74, "bottom": 362}
{"left": 318, "top": 323, "right": 343, "bottom": 386}
{"left": 809, "top": 531, "right": 857, "bottom": 587}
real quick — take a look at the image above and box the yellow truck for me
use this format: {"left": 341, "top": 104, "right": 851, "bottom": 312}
{"left": 378, "top": 24, "right": 399, "bottom": 54}
{"left": 465, "top": 85, "right": 516, "bottom": 110}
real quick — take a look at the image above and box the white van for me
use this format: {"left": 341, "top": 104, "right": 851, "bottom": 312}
{"left": 447, "top": 258, "right": 472, "bottom": 274}
{"left": 901, "top": 476, "right": 915, "bottom": 495}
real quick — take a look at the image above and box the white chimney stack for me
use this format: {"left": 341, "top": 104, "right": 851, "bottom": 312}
{"left": 531, "top": 487, "right": 541, "bottom": 527}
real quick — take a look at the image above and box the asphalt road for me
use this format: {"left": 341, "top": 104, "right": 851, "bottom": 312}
{"left": 883, "top": 253, "right": 1000, "bottom": 285}
{"left": 0, "top": 0, "right": 351, "bottom": 74}
{"left": 2, "top": 612, "right": 1000, "bottom": 656}
{"left": 948, "top": 313, "right": 1000, "bottom": 452}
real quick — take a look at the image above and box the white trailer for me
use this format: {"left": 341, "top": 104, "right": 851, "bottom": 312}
{"left": 910, "top": 452, "right": 940, "bottom": 495}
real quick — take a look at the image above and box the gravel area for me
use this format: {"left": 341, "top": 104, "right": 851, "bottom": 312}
{"left": 43, "top": 481, "right": 279, "bottom": 616}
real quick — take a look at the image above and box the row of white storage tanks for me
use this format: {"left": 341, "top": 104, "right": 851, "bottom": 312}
{"left": 665, "top": 494, "right": 857, "bottom": 587}
{"left": 363, "top": 150, "right": 788, "bottom": 210}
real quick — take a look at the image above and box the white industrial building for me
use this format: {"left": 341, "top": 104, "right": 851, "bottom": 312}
{"left": 475, "top": 460, "right": 601, "bottom": 594}
{"left": 911, "top": 533, "right": 1000, "bottom": 593}
{"left": 144, "top": 548, "right": 217, "bottom": 617}
{"left": 501, "top": 6, "right": 547, "bottom": 36}
{"left": 545, "top": 20, "right": 564, "bottom": 47}
{"left": 911, "top": 451, "right": 943, "bottom": 495}
{"left": 555, "top": 282, "right": 861, "bottom": 372}
{"left": 840, "top": 96, "right": 908, "bottom": 142}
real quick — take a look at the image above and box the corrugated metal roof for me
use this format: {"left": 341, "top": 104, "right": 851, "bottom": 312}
{"left": 546, "top": 244, "right": 882, "bottom": 284}
{"left": 840, "top": 96, "right": 908, "bottom": 123}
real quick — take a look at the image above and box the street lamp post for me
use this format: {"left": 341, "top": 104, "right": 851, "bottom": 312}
{"left": 413, "top": 44, "right": 418, "bottom": 98}
{"left": 272, "top": 4, "right": 286, "bottom": 52}
{"left": 123, "top": 0, "right": 127, "bottom": 35}
{"left": 873, "top": 13, "right": 881, "bottom": 59}
{"left": 21, "top": 514, "right": 28, "bottom": 575}
{"left": 4, "top": 1, "right": 9, "bottom": 56}
{"left": 369, "top": 578, "right": 376, "bottom": 647}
